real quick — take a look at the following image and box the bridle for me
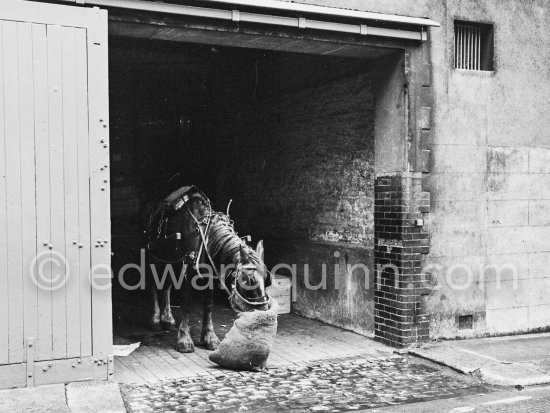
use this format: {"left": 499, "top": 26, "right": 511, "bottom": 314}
{"left": 227, "top": 263, "right": 270, "bottom": 308}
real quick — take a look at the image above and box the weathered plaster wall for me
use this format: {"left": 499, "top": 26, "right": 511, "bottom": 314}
{"left": 287, "top": 0, "right": 550, "bottom": 338}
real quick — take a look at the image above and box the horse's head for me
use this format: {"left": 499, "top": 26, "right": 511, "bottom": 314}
{"left": 230, "top": 240, "right": 273, "bottom": 312}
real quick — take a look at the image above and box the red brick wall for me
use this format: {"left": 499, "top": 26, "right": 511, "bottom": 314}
{"left": 374, "top": 173, "right": 431, "bottom": 347}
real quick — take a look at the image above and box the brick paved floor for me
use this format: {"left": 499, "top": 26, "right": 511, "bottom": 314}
{"left": 120, "top": 354, "right": 488, "bottom": 412}
{"left": 114, "top": 302, "right": 391, "bottom": 383}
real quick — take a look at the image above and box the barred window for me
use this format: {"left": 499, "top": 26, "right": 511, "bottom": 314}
{"left": 454, "top": 21, "right": 494, "bottom": 71}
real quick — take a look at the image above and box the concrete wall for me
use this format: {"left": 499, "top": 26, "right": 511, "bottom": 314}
{"left": 425, "top": 0, "right": 550, "bottom": 338}
{"left": 286, "top": 0, "right": 550, "bottom": 338}
{"left": 265, "top": 240, "right": 374, "bottom": 336}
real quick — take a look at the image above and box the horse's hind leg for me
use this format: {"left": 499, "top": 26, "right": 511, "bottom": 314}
{"left": 201, "top": 287, "right": 220, "bottom": 350}
{"left": 176, "top": 279, "right": 195, "bottom": 353}
{"left": 160, "top": 284, "right": 177, "bottom": 331}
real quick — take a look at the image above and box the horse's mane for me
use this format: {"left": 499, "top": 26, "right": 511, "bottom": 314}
{"left": 206, "top": 213, "right": 263, "bottom": 267}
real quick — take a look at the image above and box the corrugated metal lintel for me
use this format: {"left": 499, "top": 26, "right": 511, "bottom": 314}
{"left": 52, "top": 0, "right": 439, "bottom": 41}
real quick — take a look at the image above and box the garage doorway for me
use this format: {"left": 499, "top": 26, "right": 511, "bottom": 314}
{"left": 106, "top": 16, "right": 408, "bottom": 380}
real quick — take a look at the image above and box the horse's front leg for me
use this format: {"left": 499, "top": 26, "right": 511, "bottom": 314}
{"left": 150, "top": 284, "right": 162, "bottom": 332}
{"left": 201, "top": 286, "right": 220, "bottom": 350}
{"left": 176, "top": 279, "right": 195, "bottom": 353}
{"left": 160, "top": 284, "right": 177, "bottom": 331}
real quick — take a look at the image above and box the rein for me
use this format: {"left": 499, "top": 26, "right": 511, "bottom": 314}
{"left": 188, "top": 208, "right": 270, "bottom": 307}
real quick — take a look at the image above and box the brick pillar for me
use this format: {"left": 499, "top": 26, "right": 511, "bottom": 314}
{"left": 374, "top": 173, "right": 430, "bottom": 347}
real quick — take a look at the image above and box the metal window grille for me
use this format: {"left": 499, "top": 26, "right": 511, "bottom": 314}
{"left": 455, "top": 23, "right": 481, "bottom": 70}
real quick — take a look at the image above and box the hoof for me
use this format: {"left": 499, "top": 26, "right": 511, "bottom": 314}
{"left": 150, "top": 321, "right": 162, "bottom": 332}
{"left": 161, "top": 321, "right": 177, "bottom": 332}
{"left": 201, "top": 331, "right": 220, "bottom": 351}
{"left": 176, "top": 339, "right": 195, "bottom": 353}
{"left": 161, "top": 312, "right": 176, "bottom": 328}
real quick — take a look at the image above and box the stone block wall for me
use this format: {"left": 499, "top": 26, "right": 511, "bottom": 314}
{"left": 216, "top": 73, "right": 375, "bottom": 247}
{"left": 483, "top": 147, "right": 550, "bottom": 333}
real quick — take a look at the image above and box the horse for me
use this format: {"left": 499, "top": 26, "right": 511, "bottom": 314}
{"left": 144, "top": 186, "right": 272, "bottom": 353}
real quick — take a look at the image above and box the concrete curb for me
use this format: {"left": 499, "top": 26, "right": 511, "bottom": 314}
{"left": 409, "top": 347, "right": 472, "bottom": 375}
{"left": 409, "top": 346, "right": 550, "bottom": 387}
{"left": 0, "top": 383, "right": 70, "bottom": 413}
{"left": 66, "top": 381, "right": 126, "bottom": 413}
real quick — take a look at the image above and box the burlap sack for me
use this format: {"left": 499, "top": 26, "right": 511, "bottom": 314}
{"left": 209, "top": 299, "right": 278, "bottom": 372}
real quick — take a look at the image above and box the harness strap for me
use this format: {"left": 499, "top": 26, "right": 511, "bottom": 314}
{"left": 147, "top": 248, "right": 196, "bottom": 265}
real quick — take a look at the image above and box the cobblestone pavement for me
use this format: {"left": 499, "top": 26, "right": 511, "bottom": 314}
{"left": 120, "top": 354, "right": 489, "bottom": 412}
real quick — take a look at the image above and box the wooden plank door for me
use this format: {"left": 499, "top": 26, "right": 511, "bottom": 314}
{"left": 0, "top": 1, "right": 111, "bottom": 388}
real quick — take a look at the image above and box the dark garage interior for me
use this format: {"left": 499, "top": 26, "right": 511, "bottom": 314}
{"left": 109, "top": 36, "right": 380, "bottom": 338}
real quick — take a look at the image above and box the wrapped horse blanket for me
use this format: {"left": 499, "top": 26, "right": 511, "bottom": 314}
{"left": 209, "top": 299, "right": 278, "bottom": 372}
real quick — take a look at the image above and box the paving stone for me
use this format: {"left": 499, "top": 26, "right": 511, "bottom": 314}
{"left": 120, "top": 354, "right": 488, "bottom": 412}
